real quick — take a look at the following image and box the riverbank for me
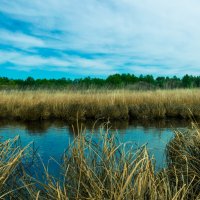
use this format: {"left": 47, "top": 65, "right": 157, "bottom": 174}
{"left": 0, "top": 89, "right": 199, "bottom": 121}
{"left": 0, "top": 123, "right": 200, "bottom": 199}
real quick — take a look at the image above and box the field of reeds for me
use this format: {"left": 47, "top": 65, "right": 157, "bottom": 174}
{"left": 0, "top": 89, "right": 199, "bottom": 121}
{"left": 0, "top": 123, "right": 200, "bottom": 199}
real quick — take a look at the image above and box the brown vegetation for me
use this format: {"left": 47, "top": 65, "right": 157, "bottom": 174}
{"left": 1, "top": 123, "right": 200, "bottom": 199}
{"left": 0, "top": 89, "right": 199, "bottom": 121}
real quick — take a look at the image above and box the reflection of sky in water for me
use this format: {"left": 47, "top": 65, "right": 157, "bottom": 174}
{"left": 117, "top": 127, "right": 173, "bottom": 170}
{"left": 0, "top": 120, "right": 189, "bottom": 177}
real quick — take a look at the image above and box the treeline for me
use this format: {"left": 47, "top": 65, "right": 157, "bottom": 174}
{"left": 0, "top": 74, "right": 200, "bottom": 90}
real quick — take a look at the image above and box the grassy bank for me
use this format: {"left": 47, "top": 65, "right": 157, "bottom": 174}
{"left": 0, "top": 89, "right": 199, "bottom": 121}
{"left": 1, "top": 123, "right": 200, "bottom": 199}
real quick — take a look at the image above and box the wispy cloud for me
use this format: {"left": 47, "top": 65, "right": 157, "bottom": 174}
{"left": 0, "top": 0, "right": 200, "bottom": 77}
{"left": 0, "top": 29, "right": 45, "bottom": 49}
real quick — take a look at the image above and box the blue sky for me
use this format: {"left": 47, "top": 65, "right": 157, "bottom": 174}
{"left": 0, "top": 0, "right": 200, "bottom": 79}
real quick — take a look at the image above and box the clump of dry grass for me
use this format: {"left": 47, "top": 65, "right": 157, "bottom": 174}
{"left": 166, "top": 122, "right": 200, "bottom": 198}
{"left": 0, "top": 136, "right": 37, "bottom": 199}
{"left": 1, "top": 123, "right": 200, "bottom": 199}
{"left": 45, "top": 124, "right": 199, "bottom": 200}
{"left": 0, "top": 89, "right": 199, "bottom": 121}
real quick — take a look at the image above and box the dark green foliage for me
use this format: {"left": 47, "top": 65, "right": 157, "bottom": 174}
{"left": 0, "top": 74, "right": 200, "bottom": 90}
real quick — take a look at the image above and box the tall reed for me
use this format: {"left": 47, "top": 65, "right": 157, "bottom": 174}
{"left": 166, "top": 122, "right": 200, "bottom": 198}
{"left": 1, "top": 122, "right": 200, "bottom": 199}
{"left": 0, "top": 136, "right": 38, "bottom": 199}
{"left": 0, "top": 89, "right": 199, "bottom": 121}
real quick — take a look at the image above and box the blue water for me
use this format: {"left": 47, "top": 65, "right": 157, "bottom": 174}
{"left": 0, "top": 120, "right": 189, "bottom": 177}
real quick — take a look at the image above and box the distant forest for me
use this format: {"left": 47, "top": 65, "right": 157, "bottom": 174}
{"left": 0, "top": 74, "right": 200, "bottom": 90}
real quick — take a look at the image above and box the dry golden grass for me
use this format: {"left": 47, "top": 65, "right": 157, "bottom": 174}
{"left": 166, "top": 122, "right": 200, "bottom": 198}
{"left": 0, "top": 89, "right": 199, "bottom": 121}
{"left": 0, "top": 136, "right": 37, "bottom": 199}
{"left": 1, "top": 123, "right": 200, "bottom": 199}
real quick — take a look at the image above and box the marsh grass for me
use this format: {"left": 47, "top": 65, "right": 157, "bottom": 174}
{"left": 1, "top": 122, "right": 200, "bottom": 199}
{"left": 166, "top": 122, "right": 200, "bottom": 198}
{"left": 0, "top": 136, "right": 38, "bottom": 199}
{"left": 0, "top": 89, "right": 199, "bottom": 121}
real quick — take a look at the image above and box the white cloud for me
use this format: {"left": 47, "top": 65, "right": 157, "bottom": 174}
{"left": 0, "top": 30, "right": 45, "bottom": 50}
{"left": 0, "top": 51, "right": 68, "bottom": 70}
{"left": 0, "top": 50, "right": 116, "bottom": 75}
{"left": 1, "top": 0, "right": 200, "bottom": 76}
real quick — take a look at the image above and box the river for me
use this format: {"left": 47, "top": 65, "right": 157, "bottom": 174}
{"left": 0, "top": 119, "right": 191, "bottom": 177}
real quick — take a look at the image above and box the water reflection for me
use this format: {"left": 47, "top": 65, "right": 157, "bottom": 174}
{"left": 0, "top": 118, "right": 194, "bottom": 172}
{"left": 0, "top": 119, "right": 193, "bottom": 135}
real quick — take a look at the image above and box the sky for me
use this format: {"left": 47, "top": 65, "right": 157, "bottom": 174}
{"left": 0, "top": 0, "right": 200, "bottom": 79}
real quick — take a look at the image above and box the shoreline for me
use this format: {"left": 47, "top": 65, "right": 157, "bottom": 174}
{"left": 0, "top": 89, "right": 199, "bottom": 121}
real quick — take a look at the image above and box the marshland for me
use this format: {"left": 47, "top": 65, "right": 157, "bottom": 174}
{"left": 0, "top": 75, "right": 200, "bottom": 199}
{"left": 0, "top": 122, "right": 200, "bottom": 199}
{"left": 0, "top": 89, "right": 200, "bottom": 121}
{"left": 2, "top": 0, "right": 200, "bottom": 198}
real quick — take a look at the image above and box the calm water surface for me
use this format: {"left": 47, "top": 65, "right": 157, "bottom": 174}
{"left": 0, "top": 119, "right": 190, "bottom": 176}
